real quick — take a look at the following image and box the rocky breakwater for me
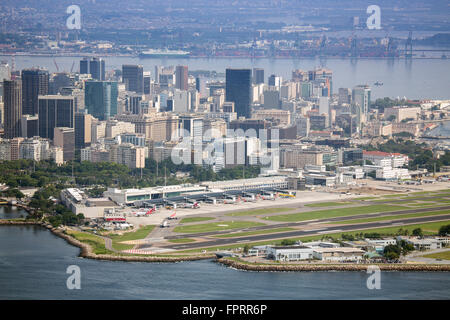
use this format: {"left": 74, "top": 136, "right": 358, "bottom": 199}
{"left": 218, "top": 258, "right": 450, "bottom": 272}
{"left": 0, "top": 219, "right": 39, "bottom": 225}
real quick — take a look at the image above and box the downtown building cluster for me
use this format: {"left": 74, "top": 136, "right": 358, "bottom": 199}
{"left": 0, "top": 59, "right": 447, "bottom": 186}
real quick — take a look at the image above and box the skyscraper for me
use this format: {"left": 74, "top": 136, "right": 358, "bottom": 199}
{"left": 0, "top": 61, "right": 11, "bottom": 82}
{"left": 122, "top": 65, "right": 144, "bottom": 94}
{"left": 90, "top": 57, "right": 105, "bottom": 81}
{"left": 268, "top": 74, "right": 282, "bottom": 88}
{"left": 38, "top": 95, "right": 75, "bottom": 140}
{"left": 84, "top": 81, "right": 118, "bottom": 120}
{"left": 54, "top": 127, "right": 75, "bottom": 161}
{"left": 75, "top": 112, "right": 93, "bottom": 149}
{"left": 352, "top": 85, "right": 371, "bottom": 117}
{"left": 253, "top": 68, "right": 264, "bottom": 84}
{"left": 80, "top": 57, "right": 105, "bottom": 80}
{"left": 21, "top": 69, "right": 49, "bottom": 115}
{"left": 80, "top": 58, "right": 89, "bottom": 75}
{"left": 225, "top": 69, "right": 252, "bottom": 118}
{"left": 175, "top": 65, "right": 188, "bottom": 90}
{"left": 3, "top": 79, "right": 22, "bottom": 139}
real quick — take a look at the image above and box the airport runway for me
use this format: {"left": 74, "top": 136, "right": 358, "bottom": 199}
{"left": 368, "top": 195, "right": 448, "bottom": 204}
{"left": 162, "top": 213, "right": 450, "bottom": 250}
{"left": 165, "top": 205, "right": 450, "bottom": 239}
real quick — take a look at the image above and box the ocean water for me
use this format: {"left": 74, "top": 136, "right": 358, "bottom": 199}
{"left": 0, "top": 224, "right": 449, "bottom": 300}
{"left": 0, "top": 206, "right": 28, "bottom": 219}
{"left": 2, "top": 55, "right": 450, "bottom": 100}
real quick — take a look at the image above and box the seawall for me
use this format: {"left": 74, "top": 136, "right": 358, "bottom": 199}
{"left": 217, "top": 258, "right": 450, "bottom": 272}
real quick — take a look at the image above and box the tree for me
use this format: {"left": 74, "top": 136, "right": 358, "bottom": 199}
{"left": 438, "top": 224, "right": 450, "bottom": 236}
{"left": 387, "top": 115, "right": 396, "bottom": 122}
{"left": 385, "top": 251, "right": 399, "bottom": 260}
{"left": 412, "top": 228, "right": 423, "bottom": 237}
{"left": 280, "top": 239, "right": 296, "bottom": 246}
{"left": 384, "top": 244, "right": 401, "bottom": 260}
{"left": 243, "top": 244, "right": 250, "bottom": 254}
{"left": 398, "top": 240, "right": 415, "bottom": 254}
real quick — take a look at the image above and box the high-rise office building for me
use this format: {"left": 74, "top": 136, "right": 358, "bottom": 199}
{"left": 80, "top": 57, "right": 105, "bottom": 81}
{"left": 143, "top": 72, "right": 151, "bottom": 95}
{"left": 21, "top": 69, "right": 49, "bottom": 115}
{"left": 175, "top": 65, "right": 188, "bottom": 91}
{"left": 38, "top": 95, "right": 74, "bottom": 140}
{"left": 90, "top": 57, "right": 105, "bottom": 81}
{"left": 268, "top": 74, "right": 282, "bottom": 88}
{"left": 338, "top": 88, "right": 352, "bottom": 105}
{"left": 122, "top": 65, "right": 144, "bottom": 94}
{"left": 80, "top": 58, "right": 89, "bottom": 75}
{"left": 225, "top": 69, "right": 252, "bottom": 119}
{"left": 352, "top": 85, "right": 371, "bottom": 118}
{"left": 0, "top": 61, "right": 11, "bottom": 82}
{"left": 3, "top": 79, "right": 22, "bottom": 139}
{"left": 54, "top": 127, "right": 75, "bottom": 161}
{"left": 21, "top": 114, "right": 38, "bottom": 138}
{"left": 253, "top": 68, "right": 264, "bottom": 84}
{"left": 75, "top": 112, "right": 93, "bottom": 148}
{"left": 84, "top": 81, "right": 118, "bottom": 121}
{"left": 195, "top": 77, "right": 201, "bottom": 92}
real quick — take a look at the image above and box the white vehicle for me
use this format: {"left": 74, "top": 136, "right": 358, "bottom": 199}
{"left": 160, "top": 220, "right": 169, "bottom": 228}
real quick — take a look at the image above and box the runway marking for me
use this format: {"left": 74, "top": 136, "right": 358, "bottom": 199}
{"left": 317, "top": 229, "right": 342, "bottom": 234}
{"left": 122, "top": 249, "right": 154, "bottom": 255}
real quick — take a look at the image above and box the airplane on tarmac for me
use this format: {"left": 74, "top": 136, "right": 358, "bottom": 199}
{"left": 279, "top": 193, "right": 295, "bottom": 198}
{"left": 180, "top": 202, "right": 201, "bottom": 209}
{"left": 168, "top": 212, "right": 178, "bottom": 220}
{"left": 133, "top": 208, "right": 156, "bottom": 217}
{"left": 261, "top": 192, "right": 275, "bottom": 200}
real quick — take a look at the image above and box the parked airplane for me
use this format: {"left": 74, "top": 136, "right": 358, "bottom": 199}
{"left": 168, "top": 212, "right": 178, "bottom": 220}
{"left": 242, "top": 196, "right": 256, "bottom": 202}
{"left": 279, "top": 193, "right": 295, "bottom": 198}
{"left": 133, "top": 208, "right": 155, "bottom": 216}
{"left": 180, "top": 202, "right": 200, "bottom": 209}
{"left": 223, "top": 196, "right": 237, "bottom": 204}
{"left": 261, "top": 193, "right": 275, "bottom": 200}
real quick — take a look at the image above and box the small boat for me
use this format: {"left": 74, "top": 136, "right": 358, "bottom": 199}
{"left": 374, "top": 81, "right": 383, "bottom": 86}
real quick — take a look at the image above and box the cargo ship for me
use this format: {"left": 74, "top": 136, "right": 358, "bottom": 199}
{"left": 138, "top": 49, "right": 190, "bottom": 58}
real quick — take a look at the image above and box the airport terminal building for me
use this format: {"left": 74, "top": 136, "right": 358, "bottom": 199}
{"left": 103, "top": 176, "right": 291, "bottom": 205}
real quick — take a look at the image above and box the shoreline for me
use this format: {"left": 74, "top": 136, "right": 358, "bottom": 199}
{"left": 2, "top": 220, "right": 450, "bottom": 270}
{"left": 0, "top": 220, "right": 214, "bottom": 263}
{"left": 216, "top": 257, "right": 450, "bottom": 272}
{"left": 0, "top": 53, "right": 447, "bottom": 60}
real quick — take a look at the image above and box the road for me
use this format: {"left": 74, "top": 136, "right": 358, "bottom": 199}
{"left": 161, "top": 214, "right": 450, "bottom": 250}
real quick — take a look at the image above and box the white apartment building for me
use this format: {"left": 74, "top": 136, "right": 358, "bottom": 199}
{"left": 384, "top": 106, "right": 421, "bottom": 122}
{"left": 105, "top": 120, "right": 135, "bottom": 138}
{"left": 376, "top": 167, "right": 411, "bottom": 180}
{"left": 19, "top": 137, "right": 50, "bottom": 161}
